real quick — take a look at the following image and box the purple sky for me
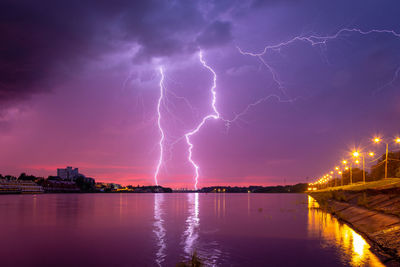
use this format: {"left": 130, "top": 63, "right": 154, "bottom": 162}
{"left": 1, "top": 0, "right": 400, "bottom": 188}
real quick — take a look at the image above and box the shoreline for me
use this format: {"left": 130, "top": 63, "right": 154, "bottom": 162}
{"left": 0, "top": 191, "right": 307, "bottom": 195}
{"left": 309, "top": 183, "right": 400, "bottom": 265}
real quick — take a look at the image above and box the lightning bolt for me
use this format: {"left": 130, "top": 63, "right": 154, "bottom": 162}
{"left": 154, "top": 66, "right": 165, "bottom": 186}
{"left": 239, "top": 28, "right": 400, "bottom": 57}
{"left": 152, "top": 28, "right": 400, "bottom": 189}
{"left": 184, "top": 51, "right": 220, "bottom": 190}
{"left": 375, "top": 65, "right": 400, "bottom": 94}
{"left": 222, "top": 95, "right": 305, "bottom": 128}
{"left": 233, "top": 28, "right": 400, "bottom": 123}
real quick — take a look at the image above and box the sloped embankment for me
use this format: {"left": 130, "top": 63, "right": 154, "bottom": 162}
{"left": 309, "top": 188, "right": 400, "bottom": 262}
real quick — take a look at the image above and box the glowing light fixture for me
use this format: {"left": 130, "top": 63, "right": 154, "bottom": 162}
{"left": 373, "top": 137, "right": 381, "bottom": 143}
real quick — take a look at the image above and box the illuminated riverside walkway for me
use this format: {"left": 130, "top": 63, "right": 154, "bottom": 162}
{"left": 307, "top": 196, "right": 384, "bottom": 266}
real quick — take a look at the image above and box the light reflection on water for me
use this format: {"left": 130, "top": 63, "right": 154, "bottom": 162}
{"left": 154, "top": 194, "right": 166, "bottom": 266}
{"left": 181, "top": 193, "right": 223, "bottom": 266}
{"left": 182, "top": 193, "right": 200, "bottom": 256}
{"left": 307, "top": 196, "right": 384, "bottom": 267}
{"left": 0, "top": 194, "right": 389, "bottom": 266}
{"left": 201, "top": 194, "right": 223, "bottom": 266}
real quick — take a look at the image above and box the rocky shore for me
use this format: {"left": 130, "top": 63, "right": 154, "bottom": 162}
{"left": 309, "top": 180, "right": 400, "bottom": 264}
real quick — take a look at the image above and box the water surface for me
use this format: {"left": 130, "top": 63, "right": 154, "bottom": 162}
{"left": 0, "top": 193, "right": 384, "bottom": 266}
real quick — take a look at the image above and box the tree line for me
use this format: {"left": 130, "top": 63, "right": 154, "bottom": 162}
{"left": 339, "top": 151, "right": 400, "bottom": 184}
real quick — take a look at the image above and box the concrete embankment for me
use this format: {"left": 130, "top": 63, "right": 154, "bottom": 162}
{"left": 309, "top": 179, "right": 400, "bottom": 263}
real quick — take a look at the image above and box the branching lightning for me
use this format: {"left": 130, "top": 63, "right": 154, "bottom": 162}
{"left": 239, "top": 28, "right": 400, "bottom": 58}
{"left": 152, "top": 27, "right": 400, "bottom": 189}
{"left": 222, "top": 95, "right": 305, "bottom": 128}
{"left": 184, "top": 51, "right": 220, "bottom": 190}
{"left": 153, "top": 65, "right": 202, "bottom": 181}
{"left": 375, "top": 65, "right": 400, "bottom": 94}
{"left": 233, "top": 28, "right": 400, "bottom": 124}
{"left": 154, "top": 67, "right": 165, "bottom": 186}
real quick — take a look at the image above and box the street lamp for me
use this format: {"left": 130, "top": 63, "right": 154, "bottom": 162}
{"left": 343, "top": 154, "right": 354, "bottom": 185}
{"left": 372, "top": 137, "right": 388, "bottom": 178}
{"left": 352, "top": 150, "right": 361, "bottom": 183}
{"left": 373, "top": 137, "right": 381, "bottom": 143}
{"left": 339, "top": 160, "right": 348, "bottom": 186}
{"left": 330, "top": 171, "right": 336, "bottom": 187}
{"left": 372, "top": 137, "right": 400, "bottom": 179}
{"left": 352, "top": 150, "right": 376, "bottom": 184}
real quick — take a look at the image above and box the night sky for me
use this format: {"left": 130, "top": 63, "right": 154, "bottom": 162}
{"left": 1, "top": 0, "right": 400, "bottom": 188}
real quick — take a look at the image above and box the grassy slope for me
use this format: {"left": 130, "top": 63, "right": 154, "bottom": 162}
{"left": 315, "top": 178, "right": 400, "bottom": 192}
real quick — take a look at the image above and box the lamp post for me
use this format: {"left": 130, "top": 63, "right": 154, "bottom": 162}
{"left": 341, "top": 160, "right": 347, "bottom": 186}
{"left": 372, "top": 137, "right": 400, "bottom": 179}
{"left": 362, "top": 156, "right": 365, "bottom": 183}
{"left": 335, "top": 166, "right": 341, "bottom": 186}
{"left": 352, "top": 151, "right": 360, "bottom": 184}
{"left": 330, "top": 171, "right": 335, "bottom": 187}
{"left": 353, "top": 151, "right": 363, "bottom": 183}
{"left": 352, "top": 150, "right": 375, "bottom": 184}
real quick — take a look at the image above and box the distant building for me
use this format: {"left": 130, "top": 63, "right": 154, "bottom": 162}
{"left": 42, "top": 180, "right": 80, "bottom": 193}
{"left": 81, "top": 177, "right": 95, "bottom": 184}
{"left": 111, "top": 183, "right": 122, "bottom": 190}
{"left": 95, "top": 182, "right": 106, "bottom": 192}
{"left": 56, "top": 166, "right": 96, "bottom": 192}
{"left": 0, "top": 179, "right": 43, "bottom": 194}
{"left": 57, "top": 166, "right": 79, "bottom": 181}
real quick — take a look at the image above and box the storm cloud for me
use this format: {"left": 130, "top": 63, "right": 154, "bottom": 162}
{"left": 1, "top": 0, "right": 400, "bottom": 187}
{"left": 0, "top": 0, "right": 239, "bottom": 107}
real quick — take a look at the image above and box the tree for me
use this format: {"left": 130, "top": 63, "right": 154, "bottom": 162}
{"left": 370, "top": 151, "right": 400, "bottom": 179}
{"left": 47, "top": 176, "right": 61, "bottom": 180}
{"left": 75, "top": 176, "right": 95, "bottom": 192}
{"left": 5, "top": 175, "right": 16, "bottom": 180}
{"left": 341, "top": 168, "right": 365, "bottom": 184}
{"left": 18, "top": 173, "right": 37, "bottom": 181}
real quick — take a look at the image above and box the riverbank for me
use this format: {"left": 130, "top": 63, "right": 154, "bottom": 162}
{"left": 308, "top": 178, "right": 400, "bottom": 264}
{"left": 0, "top": 179, "right": 173, "bottom": 194}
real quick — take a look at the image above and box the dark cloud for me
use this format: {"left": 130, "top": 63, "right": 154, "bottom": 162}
{"left": 196, "top": 20, "right": 233, "bottom": 48}
{"left": 0, "top": 0, "right": 117, "bottom": 105}
{"left": 1, "top": 0, "right": 399, "bottom": 110}
{"left": 119, "top": 0, "right": 206, "bottom": 61}
{"left": 0, "top": 0, "right": 235, "bottom": 107}
{"left": 251, "top": 0, "right": 301, "bottom": 7}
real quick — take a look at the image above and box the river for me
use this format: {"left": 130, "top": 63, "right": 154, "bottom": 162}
{"left": 0, "top": 193, "right": 385, "bottom": 266}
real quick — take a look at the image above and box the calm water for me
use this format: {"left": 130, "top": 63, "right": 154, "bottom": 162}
{"left": 0, "top": 193, "right": 385, "bottom": 266}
